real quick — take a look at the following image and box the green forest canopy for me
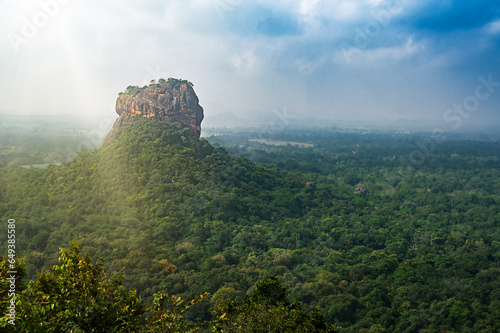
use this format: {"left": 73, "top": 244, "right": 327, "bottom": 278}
{"left": 119, "top": 78, "right": 194, "bottom": 96}
{"left": 0, "top": 119, "right": 499, "bottom": 332}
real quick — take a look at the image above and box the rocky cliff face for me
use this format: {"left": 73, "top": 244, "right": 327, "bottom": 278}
{"left": 106, "top": 80, "right": 204, "bottom": 140}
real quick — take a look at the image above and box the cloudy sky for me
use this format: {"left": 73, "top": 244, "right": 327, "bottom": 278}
{"left": 0, "top": 0, "right": 499, "bottom": 130}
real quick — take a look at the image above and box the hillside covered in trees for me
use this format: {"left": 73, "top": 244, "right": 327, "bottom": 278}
{"left": 1, "top": 119, "right": 500, "bottom": 332}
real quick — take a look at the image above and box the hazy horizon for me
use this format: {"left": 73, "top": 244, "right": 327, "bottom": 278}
{"left": 1, "top": 0, "right": 499, "bottom": 132}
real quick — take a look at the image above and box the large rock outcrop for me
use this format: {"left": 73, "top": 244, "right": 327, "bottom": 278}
{"left": 106, "top": 79, "right": 204, "bottom": 140}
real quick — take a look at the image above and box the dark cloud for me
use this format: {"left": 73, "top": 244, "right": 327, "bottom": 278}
{"left": 409, "top": 0, "right": 500, "bottom": 32}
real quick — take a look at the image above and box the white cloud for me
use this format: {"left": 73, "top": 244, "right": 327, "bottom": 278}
{"left": 334, "top": 37, "right": 421, "bottom": 66}
{"left": 487, "top": 19, "right": 500, "bottom": 34}
{"left": 231, "top": 48, "right": 263, "bottom": 75}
